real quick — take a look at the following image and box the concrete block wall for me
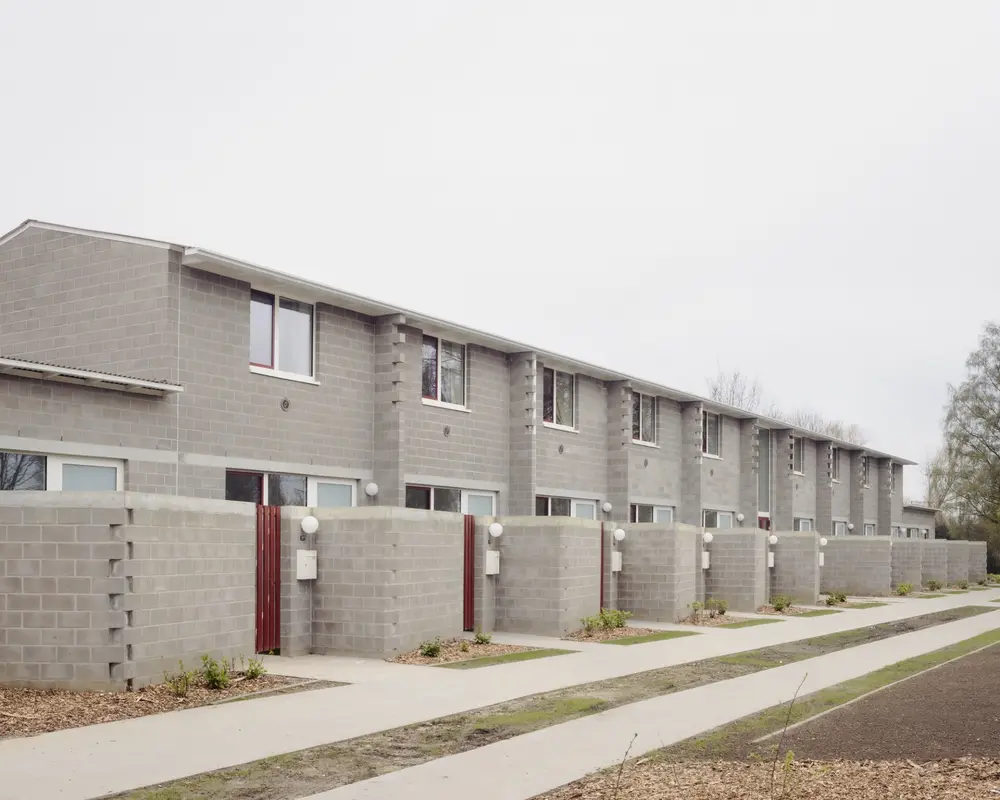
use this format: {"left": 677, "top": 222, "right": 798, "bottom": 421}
{"left": 772, "top": 430, "right": 794, "bottom": 531}
{"left": 969, "top": 542, "right": 988, "bottom": 583}
{"left": 890, "top": 539, "right": 923, "bottom": 590}
{"left": 821, "top": 537, "right": 891, "bottom": 596}
{"left": 508, "top": 353, "right": 537, "bottom": 516}
{"left": 946, "top": 540, "right": 970, "bottom": 584}
{"left": 617, "top": 523, "right": 699, "bottom": 622}
{"left": 815, "top": 443, "right": 833, "bottom": 535}
{"left": 679, "top": 403, "right": 703, "bottom": 525}
{"left": 605, "top": 383, "right": 631, "bottom": 516}
{"left": 770, "top": 531, "right": 819, "bottom": 604}
{"left": 921, "top": 540, "right": 948, "bottom": 586}
{"left": 494, "top": 517, "right": 601, "bottom": 636}
{"left": 704, "top": 530, "right": 767, "bottom": 612}
{"left": 629, "top": 398, "right": 682, "bottom": 513}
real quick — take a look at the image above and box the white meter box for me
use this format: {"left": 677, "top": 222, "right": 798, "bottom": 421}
{"left": 611, "top": 551, "right": 622, "bottom": 573}
{"left": 485, "top": 550, "right": 501, "bottom": 576}
{"left": 296, "top": 549, "right": 317, "bottom": 580}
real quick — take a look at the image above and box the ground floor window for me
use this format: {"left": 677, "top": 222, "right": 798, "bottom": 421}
{"left": 225, "top": 469, "right": 357, "bottom": 507}
{"left": 833, "top": 520, "right": 847, "bottom": 536}
{"left": 407, "top": 485, "right": 497, "bottom": 514}
{"left": 864, "top": 523, "right": 876, "bottom": 536}
{"left": 630, "top": 504, "right": 674, "bottom": 523}
{"left": 703, "top": 509, "right": 733, "bottom": 529}
{"left": 535, "top": 496, "right": 596, "bottom": 518}
{"left": 0, "top": 450, "right": 122, "bottom": 492}
{"left": 794, "top": 518, "right": 814, "bottom": 532}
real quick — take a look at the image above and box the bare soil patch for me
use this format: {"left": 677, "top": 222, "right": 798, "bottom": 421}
{"left": 0, "top": 674, "right": 331, "bottom": 739}
{"left": 389, "top": 638, "right": 531, "bottom": 666}
{"left": 678, "top": 613, "right": 736, "bottom": 628}
{"left": 565, "top": 625, "right": 672, "bottom": 642}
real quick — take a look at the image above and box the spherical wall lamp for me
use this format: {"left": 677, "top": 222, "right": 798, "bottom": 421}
{"left": 488, "top": 522, "right": 503, "bottom": 539}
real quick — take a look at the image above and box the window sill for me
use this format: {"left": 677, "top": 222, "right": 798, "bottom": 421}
{"left": 793, "top": 470, "right": 805, "bottom": 477}
{"left": 832, "top": 478, "right": 841, "bottom": 484}
{"left": 249, "top": 365, "right": 320, "bottom": 386}
{"left": 631, "top": 439, "right": 659, "bottom": 449}
{"left": 421, "top": 398, "right": 471, "bottom": 414}
{"left": 543, "top": 421, "right": 578, "bottom": 434}
{"left": 702, "top": 452, "right": 722, "bottom": 461}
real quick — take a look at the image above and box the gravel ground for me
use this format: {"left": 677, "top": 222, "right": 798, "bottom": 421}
{"left": 389, "top": 638, "right": 531, "bottom": 665}
{"left": 564, "top": 626, "right": 671, "bottom": 642}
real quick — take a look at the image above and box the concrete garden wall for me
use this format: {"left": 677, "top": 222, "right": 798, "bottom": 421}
{"left": 921, "top": 539, "right": 948, "bottom": 586}
{"left": 704, "top": 530, "right": 767, "bottom": 612}
{"left": 770, "top": 531, "right": 819, "bottom": 604}
{"left": 890, "top": 539, "right": 923, "bottom": 590}
{"left": 969, "top": 541, "right": 988, "bottom": 583}
{"left": 617, "top": 523, "right": 700, "bottom": 622}
{"left": 946, "top": 540, "right": 970, "bottom": 584}
{"left": 821, "top": 537, "right": 891, "bottom": 596}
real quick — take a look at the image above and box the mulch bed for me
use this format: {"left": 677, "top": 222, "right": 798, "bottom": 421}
{"left": 678, "top": 614, "right": 735, "bottom": 628}
{"left": 0, "top": 673, "right": 313, "bottom": 739}
{"left": 564, "top": 626, "right": 670, "bottom": 642}
{"left": 542, "top": 758, "right": 1000, "bottom": 799}
{"left": 389, "top": 638, "right": 531, "bottom": 666}
{"left": 756, "top": 605, "right": 813, "bottom": 616}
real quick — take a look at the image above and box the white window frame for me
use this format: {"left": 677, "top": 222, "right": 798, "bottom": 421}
{"left": 864, "top": 523, "right": 876, "bottom": 537}
{"left": 703, "top": 509, "right": 733, "bottom": 529}
{"left": 831, "top": 447, "right": 841, "bottom": 482}
{"left": 794, "top": 517, "right": 813, "bottom": 532}
{"left": 702, "top": 411, "right": 722, "bottom": 458}
{"left": 306, "top": 477, "right": 357, "bottom": 508}
{"left": 542, "top": 368, "right": 578, "bottom": 431}
{"left": 46, "top": 456, "right": 125, "bottom": 491}
{"left": 792, "top": 437, "right": 805, "bottom": 475}
{"left": 832, "top": 520, "right": 847, "bottom": 536}
{"left": 461, "top": 490, "right": 496, "bottom": 515}
{"left": 629, "top": 504, "right": 674, "bottom": 524}
{"left": 631, "top": 393, "right": 657, "bottom": 446}
{"left": 571, "top": 499, "right": 597, "bottom": 519}
{"left": 421, "top": 335, "right": 469, "bottom": 411}
{"left": 248, "top": 290, "right": 319, "bottom": 385}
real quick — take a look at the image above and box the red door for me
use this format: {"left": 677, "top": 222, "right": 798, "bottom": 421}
{"left": 463, "top": 515, "right": 475, "bottom": 631}
{"left": 255, "top": 504, "right": 281, "bottom": 653}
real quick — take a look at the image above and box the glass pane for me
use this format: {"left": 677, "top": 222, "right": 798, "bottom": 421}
{"left": 406, "top": 486, "right": 431, "bottom": 509}
{"left": 632, "top": 393, "right": 641, "bottom": 440}
{"left": 62, "top": 464, "right": 117, "bottom": 491}
{"left": 555, "top": 372, "right": 574, "bottom": 427}
{"left": 704, "top": 510, "right": 717, "bottom": 528}
{"left": 277, "top": 298, "right": 313, "bottom": 376}
{"left": 704, "top": 413, "right": 720, "bottom": 455}
{"left": 641, "top": 395, "right": 655, "bottom": 442}
{"left": 717, "top": 513, "right": 733, "bottom": 529}
{"left": 654, "top": 507, "right": 673, "bottom": 523}
{"left": 0, "top": 452, "right": 46, "bottom": 490}
{"left": 535, "top": 496, "right": 549, "bottom": 516}
{"left": 422, "top": 336, "right": 438, "bottom": 399}
{"left": 758, "top": 429, "right": 770, "bottom": 513}
{"left": 226, "top": 471, "right": 262, "bottom": 503}
{"left": 268, "top": 473, "right": 307, "bottom": 506}
{"left": 629, "top": 505, "right": 637, "bottom": 523}
{"left": 440, "top": 340, "right": 465, "bottom": 405}
{"left": 542, "top": 368, "right": 554, "bottom": 423}
{"left": 636, "top": 504, "right": 653, "bottom": 523}
{"left": 250, "top": 291, "right": 274, "bottom": 367}
{"left": 573, "top": 501, "right": 596, "bottom": 519}
{"left": 550, "top": 497, "right": 571, "bottom": 516}
{"left": 433, "top": 487, "right": 461, "bottom": 513}
{"left": 316, "top": 482, "right": 353, "bottom": 507}
{"left": 466, "top": 494, "right": 494, "bottom": 515}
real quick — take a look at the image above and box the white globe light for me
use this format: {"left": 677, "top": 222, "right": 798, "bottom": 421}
{"left": 847, "top": 522, "right": 855, "bottom": 531}
{"left": 702, "top": 532, "right": 714, "bottom": 544}
{"left": 488, "top": 522, "right": 503, "bottom": 538}
{"left": 364, "top": 482, "right": 379, "bottom": 498}
{"left": 602, "top": 501, "right": 613, "bottom": 514}
{"left": 613, "top": 528, "right": 625, "bottom": 542}
{"left": 736, "top": 512, "right": 745, "bottom": 523}
{"left": 300, "top": 515, "right": 319, "bottom": 535}
{"left": 768, "top": 534, "right": 778, "bottom": 546}
{"left": 819, "top": 537, "right": 828, "bottom": 547}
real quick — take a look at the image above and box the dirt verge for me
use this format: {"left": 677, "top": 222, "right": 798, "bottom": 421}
{"left": 389, "top": 638, "right": 531, "bottom": 666}
{"left": 565, "top": 625, "right": 680, "bottom": 642}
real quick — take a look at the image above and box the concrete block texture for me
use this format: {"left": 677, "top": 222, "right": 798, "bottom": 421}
{"left": 704, "top": 530, "right": 767, "bottom": 612}
{"left": 494, "top": 517, "right": 601, "bottom": 636}
{"left": 921, "top": 540, "right": 948, "bottom": 587}
{"left": 890, "top": 539, "right": 923, "bottom": 590}
{"left": 770, "top": 531, "right": 819, "bottom": 604}
{"left": 946, "top": 540, "right": 970, "bottom": 584}
{"left": 820, "top": 537, "right": 891, "bottom": 596}
{"left": 617, "top": 523, "right": 700, "bottom": 622}
{"left": 968, "top": 542, "right": 988, "bottom": 583}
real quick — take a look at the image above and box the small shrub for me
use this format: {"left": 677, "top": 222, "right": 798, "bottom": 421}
{"left": 418, "top": 639, "right": 442, "bottom": 658}
{"left": 459, "top": 640, "right": 470, "bottom": 653}
{"left": 164, "top": 661, "right": 195, "bottom": 697}
{"left": 978, "top": 578, "right": 988, "bottom": 586}
{"left": 957, "top": 579, "right": 969, "bottom": 590}
{"left": 201, "top": 655, "right": 230, "bottom": 690}
{"left": 896, "top": 583, "right": 913, "bottom": 596}
{"left": 580, "top": 615, "right": 601, "bottom": 634}
{"left": 771, "top": 595, "right": 792, "bottom": 613}
{"left": 705, "top": 597, "right": 728, "bottom": 617}
{"left": 825, "top": 595, "right": 840, "bottom": 606}
{"left": 598, "top": 608, "right": 632, "bottom": 629}
{"left": 927, "top": 579, "right": 943, "bottom": 591}
{"left": 245, "top": 657, "right": 267, "bottom": 680}
{"left": 473, "top": 629, "right": 492, "bottom": 645}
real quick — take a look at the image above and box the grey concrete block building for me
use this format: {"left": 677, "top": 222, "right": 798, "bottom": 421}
{"left": 0, "top": 219, "right": 923, "bottom": 537}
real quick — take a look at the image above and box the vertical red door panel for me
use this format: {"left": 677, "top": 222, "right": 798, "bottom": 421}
{"left": 255, "top": 505, "right": 281, "bottom": 653}
{"left": 463, "top": 514, "right": 475, "bottom": 631}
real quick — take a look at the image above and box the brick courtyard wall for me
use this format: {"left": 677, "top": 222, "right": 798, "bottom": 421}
{"left": 770, "top": 531, "right": 819, "bottom": 605}
{"left": 946, "top": 540, "right": 970, "bottom": 585}
{"left": 821, "top": 537, "right": 891, "bottom": 596}
{"left": 494, "top": 517, "right": 601, "bottom": 636}
{"left": 704, "top": 530, "right": 767, "bottom": 612}
{"left": 617, "top": 523, "right": 699, "bottom": 622}
{"left": 921, "top": 540, "right": 948, "bottom": 587}
{"left": 969, "top": 542, "right": 988, "bottom": 584}
{"left": 890, "top": 539, "right": 923, "bottom": 591}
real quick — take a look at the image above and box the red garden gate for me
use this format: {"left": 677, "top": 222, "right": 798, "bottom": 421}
{"left": 463, "top": 514, "right": 476, "bottom": 631}
{"left": 255, "top": 504, "right": 281, "bottom": 653}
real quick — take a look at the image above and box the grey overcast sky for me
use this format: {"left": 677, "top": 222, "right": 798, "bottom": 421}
{"left": 2, "top": 1, "right": 999, "bottom": 496}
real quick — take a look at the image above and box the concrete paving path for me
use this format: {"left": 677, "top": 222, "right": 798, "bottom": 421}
{"left": 308, "top": 607, "right": 1000, "bottom": 800}
{"left": 0, "top": 590, "right": 997, "bottom": 800}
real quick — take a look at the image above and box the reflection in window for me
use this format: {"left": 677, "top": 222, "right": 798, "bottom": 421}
{"left": 0, "top": 452, "right": 46, "bottom": 491}
{"left": 268, "top": 473, "right": 307, "bottom": 506}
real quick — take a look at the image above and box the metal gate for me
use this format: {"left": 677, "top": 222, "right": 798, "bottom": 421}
{"left": 255, "top": 504, "right": 281, "bottom": 653}
{"left": 463, "top": 514, "right": 475, "bottom": 631}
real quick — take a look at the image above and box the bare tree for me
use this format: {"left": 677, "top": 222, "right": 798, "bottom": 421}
{"left": 707, "top": 368, "right": 762, "bottom": 413}
{"left": 0, "top": 453, "right": 46, "bottom": 491}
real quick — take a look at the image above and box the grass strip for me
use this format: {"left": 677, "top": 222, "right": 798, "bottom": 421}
{"left": 109, "top": 606, "right": 994, "bottom": 800}
{"left": 914, "top": 593, "right": 946, "bottom": 598}
{"left": 437, "top": 648, "right": 573, "bottom": 669}
{"left": 653, "top": 627, "right": 1000, "bottom": 764}
{"left": 720, "top": 618, "right": 784, "bottom": 628}
{"left": 795, "top": 609, "right": 842, "bottom": 617}
{"left": 602, "top": 631, "right": 701, "bottom": 646}
{"left": 843, "top": 601, "right": 888, "bottom": 609}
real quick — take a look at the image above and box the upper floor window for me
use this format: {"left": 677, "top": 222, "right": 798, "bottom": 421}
{"left": 703, "top": 509, "right": 733, "bottom": 529}
{"left": 543, "top": 368, "right": 576, "bottom": 428}
{"left": 862, "top": 455, "right": 871, "bottom": 488}
{"left": 630, "top": 504, "right": 674, "bottom": 523}
{"left": 632, "top": 393, "right": 656, "bottom": 444}
{"left": 831, "top": 447, "right": 841, "bottom": 481}
{"left": 795, "top": 517, "right": 814, "bottom": 532}
{"left": 250, "top": 290, "right": 314, "bottom": 378}
{"left": 702, "top": 411, "right": 721, "bottom": 456}
{"left": 864, "top": 523, "right": 876, "bottom": 536}
{"left": 832, "top": 520, "right": 847, "bottom": 536}
{"left": 1, "top": 451, "right": 122, "bottom": 492}
{"left": 792, "top": 437, "right": 805, "bottom": 474}
{"left": 422, "top": 336, "right": 466, "bottom": 407}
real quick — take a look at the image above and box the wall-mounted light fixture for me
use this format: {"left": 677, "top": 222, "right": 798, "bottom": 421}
{"left": 613, "top": 528, "right": 625, "bottom": 542}
{"left": 300, "top": 515, "right": 319, "bottom": 541}
{"left": 365, "top": 482, "right": 379, "bottom": 498}
{"left": 736, "top": 512, "right": 745, "bottom": 523}
{"left": 488, "top": 522, "right": 503, "bottom": 539}
{"left": 602, "top": 501, "right": 613, "bottom": 514}
{"left": 847, "top": 522, "right": 855, "bottom": 532}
